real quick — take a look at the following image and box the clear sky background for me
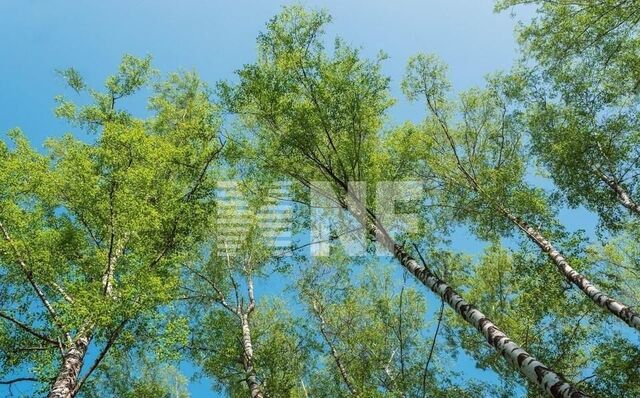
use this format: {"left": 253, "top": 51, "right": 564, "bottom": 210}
{"left": 1, "top": 1, "right": 590, "bottom": 397}
{"left": 0, "top": 0, "right": 525, "bottom": 145}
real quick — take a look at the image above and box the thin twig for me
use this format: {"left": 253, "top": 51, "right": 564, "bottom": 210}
{"left": 422, "top": 299, "right": 445, "bottom": 398}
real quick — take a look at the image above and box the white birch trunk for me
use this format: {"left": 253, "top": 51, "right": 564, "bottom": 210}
{"left": 503, "top": 210, "right": 640, "bottom": 331}
{"left": 47, "top": 336, "right": 90, "bottom": 398}
{"left": 597, "top": 171, "right": 640, "bottom": 215}
{"left": 240, "top": 313, "right": 264, "bottom": 398}
{"left": 343, "top": 197, "right": 588, "bottom": 398}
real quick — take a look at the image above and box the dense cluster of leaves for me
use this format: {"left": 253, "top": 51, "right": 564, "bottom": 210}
{"left": 2, "top": 2, "right": 640, "bottom": 398}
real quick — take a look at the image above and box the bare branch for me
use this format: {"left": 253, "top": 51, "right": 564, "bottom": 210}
{"left": 185, "top": 265, "right": 238, "bottom": 315}
{"left": 0, "top": 377, "right": 40, "bottom": 385}
{"left": 0, "top": 311, "right": 58, "bottom": 345}
{"left": 421, "top": 298, "right": 444, "bottom": 398}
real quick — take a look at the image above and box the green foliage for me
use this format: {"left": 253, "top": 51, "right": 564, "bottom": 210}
{"left": 443, "top": 242, "right": 601, "bottom": 396}
{"left": 401, "top": 53, "right": 554, "bottom": 241}
{"left": 185, "top": 182, "right": 309, "bottom": 398}
{"left": 297, "top": 252, "right": 483, "bottom": 397}
{"left": 0, "top": 55, "right": 221, "bottom": 395}
{"left": 402, "top": 53, "right": 451, "bottom": 104}
{"left": 213, "top": 5, "right": 640, "bottom": 397}
{"left": 3, "top": 4, "right": 640, "bottom": 398}
{"left": 497, "top": 0, "right": 640, "bottom": 98}
{"left": 57, "top": 67, "right": 85, "bottom": 93}
{"left": 191, "top": 305, "right": 309, "bottom": 397}
{"left": 498, "top": 1, "right": 640, "bottom": 229}
{"left": 219, "top": 4, "right": 393, "bottom": 199}
{"left": 588, "top": 335, "right": 640, "bottom": 397}
{"left": 55, "top": 54, "right": 156, "bottom": 130}
{"left": 83, "top": 358, "right": 190, "bottom": 398}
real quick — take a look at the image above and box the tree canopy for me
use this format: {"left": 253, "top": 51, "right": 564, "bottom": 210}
{"left": 1, "top": 2, "right": 640, "bottom": 398}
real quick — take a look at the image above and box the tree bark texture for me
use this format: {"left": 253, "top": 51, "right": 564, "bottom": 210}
{"left": 503, "top": 210, "right": 640, "bottom": 331}
{"left": 240, "top": 313, "right": 264, "bottom": 398}
{"left": 47, "top": 336, "right": 90, "bottom": 398}
{"left": 344, "top": 196, "right": 588, "bottom": 398}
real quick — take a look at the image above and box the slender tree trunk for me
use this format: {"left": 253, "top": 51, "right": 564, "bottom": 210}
{"left": 502, "top": 209, "right": 640, "bottom": 331}
{"left": 103, "top": 239, "right": 126, "bottom": 297}
{"left": 343, "top": 197, "right": 588, "bottom": 398}
{"left": 240, "top": 313, "right": 263, "bottom": 398}
{"left": 49, "top": 235, "right": 122, "bottom": 398}
{"left": 313, "top": 306, "right": 357, "bottom": 395}
{"left": 102, "top": 253, "right": 118, "bottom": 297}
{"left": 596, "top": 170, "right": 640, "bottom": 215}
{"left": 47, "top": 336, "right": 90, "bottom": 398}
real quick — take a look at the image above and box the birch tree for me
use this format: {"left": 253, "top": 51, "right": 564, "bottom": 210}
{"left": 0, "top": 56, "right": 220, "bottom": 397}
{"left": 186, "top": 181, "right": 309, "bottom": 398}
{"left": 496, "top": 0, "right": 640, "bottom": 227}
{"left": 297, "top": 251, "right": 485, "bottom": 398}
{"left": 441, "top": 241, "right": 637, "bottom": 397}
{"left": 218, "top": 6, "right": 586, "bottom": 397}
{"left": 401, "top": 53, "right": 640, "bottom": 332}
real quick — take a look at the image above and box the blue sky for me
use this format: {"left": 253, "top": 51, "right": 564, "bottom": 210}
{"left": 0, "top": 1, "right": 566, "bottom": 397}
{"left": 0, "top": 0, "right": 524, "bottom": 145}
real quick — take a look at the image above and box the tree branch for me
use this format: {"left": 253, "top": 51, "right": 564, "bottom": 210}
{"left": 73, "top": 318, "right": 128, "bottom": 395}
{"left": 0, "top": 221, "right": 70, "bottom": 343}
{"left": 0, "top": 377, "right": 40, "bottom": 385}
{"left": 0, "top": 311, "right": 58, "bottom": 345}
